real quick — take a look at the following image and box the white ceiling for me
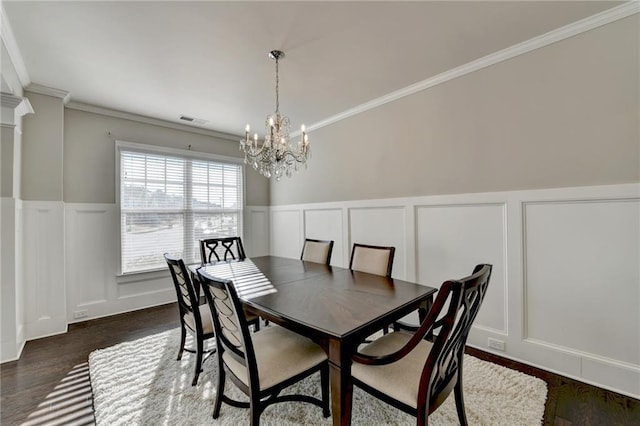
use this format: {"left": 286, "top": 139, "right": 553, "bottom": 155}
{"left": 2, "top": 1, "right": 625, "bottom": 138}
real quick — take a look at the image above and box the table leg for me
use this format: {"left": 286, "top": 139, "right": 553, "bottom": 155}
{"left": 328, "top": 338, "right": 353, "bottom": 426}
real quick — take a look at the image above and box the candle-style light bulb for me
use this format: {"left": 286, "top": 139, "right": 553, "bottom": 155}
{"left": 269, "top": 117, "right": 274, "bottom": 127}
{"left": 301, "top": 124, "right": 306, "bottom": 132}
{"left": 245, "top": 124, "right": 250, "bottom": 132}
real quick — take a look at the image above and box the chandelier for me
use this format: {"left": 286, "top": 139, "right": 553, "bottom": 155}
{"left": 240, "top": 50, "right": 310, "bottom": 180}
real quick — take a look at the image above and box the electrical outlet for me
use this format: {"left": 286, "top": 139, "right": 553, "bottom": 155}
{"left": 488, "top": 338, "right": 505, "bottom": 351}
{"left": 73, "top": 309, "right": 88, "bottom": 319}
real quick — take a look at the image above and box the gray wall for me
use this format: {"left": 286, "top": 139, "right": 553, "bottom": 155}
{"left": 63, "top": 108, "right": 269, "bottom": 205}
{"left": 21, "top": 92, "right": 64, "bottom": 201}
{"left": 1, "top": 126, "right": 16, "bottom": 197}
{"left": 270, "top": 16, "right": 639, "bottom": 205}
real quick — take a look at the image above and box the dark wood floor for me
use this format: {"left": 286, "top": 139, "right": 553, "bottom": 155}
{"left": 1, "top": 303, "right": 638, "bottom": 425}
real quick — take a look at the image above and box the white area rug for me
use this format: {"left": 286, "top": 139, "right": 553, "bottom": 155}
{"left": 89, "top": 329, "right": 547, "bottom": 425}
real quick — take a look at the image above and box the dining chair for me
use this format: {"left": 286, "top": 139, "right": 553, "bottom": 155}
{"left": 199, "top": 236, "right": 246, "bottom": 265}
{"left": 300, "top": 238, "right": 334, "bottom": 264}
{"left": 164, "top": 254, "right": 216, "bottom": 386}
{"left": 350, "top": 264, "right": 493, "bottom": 426}
{"left": 198, "top": 236, "right": 261, "bottom": 330}
{"left": 196, "top": 268, "right": 331, "bottom": 425}
{"left": 349, "top": 243, "right": 396, "bottom": 334}
{"left": 349, "top": 243, "right": 395, "bottom": 277}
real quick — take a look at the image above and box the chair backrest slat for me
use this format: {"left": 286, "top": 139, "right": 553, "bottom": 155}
{"left": 197, "top": 269, "right": 258, "bottom": 377}
{"left": 200, "top": 237, "right": 246, "bottom": 265}
{"left": 164, "top": 254, "right": 202, "bottom": 328}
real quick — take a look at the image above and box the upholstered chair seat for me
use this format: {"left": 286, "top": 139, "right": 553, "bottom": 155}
{"left": 184, "top": 304, "right": 214, "bottom": 335}
{"left": 222, "top": 325, "right": 328, "bottom": 391}
{"left": 352, "top": 332, "right": 434, "bottom": 408}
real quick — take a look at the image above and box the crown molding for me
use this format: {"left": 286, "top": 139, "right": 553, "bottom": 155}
{"left": 0, "top": 4, "right": 30, "bottom": 88}
{"left": 307, "top": 1, "right": 640, "bottom": 133}
{"left": 66, "top": 101, "right": 241, "bottom": 142}
{"left": 1, "top": 92, "right": 33, "bottom": 126}
{"left": 1, "top": 92, "right": 33, "bottom": 115}
{"left": 25, "top": 83, "right": 71, "bottom": 104}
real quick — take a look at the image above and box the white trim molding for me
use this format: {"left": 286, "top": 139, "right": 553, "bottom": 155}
{"left": 68, "top": 101, "right": 241, "bottom": 141}
{"left": 1, "top": 92, "right": 33, "bottom": 124}
{"left": 307, "top": 1, "right": 640, "bottom": 133}
{"left": 25, "top": 83, "right": 71, "bottom": 104}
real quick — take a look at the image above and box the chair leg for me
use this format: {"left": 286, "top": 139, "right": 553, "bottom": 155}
{"left": 192, "top": 335, "right": 204, "bottom": 386}
{"left": 249, "top": 394, "right": 261, "bottom": 426}
{"left": 177, "top": 324, "right": 186, "bottom": 360}
{"left": 212, "top": 366, "right": 225, "bottom": 419}
{"left": 320, "top": 364, "right": 331, "bottom": 418}
{"left": 454, "top": 371, "right": 468, "bottom": 426}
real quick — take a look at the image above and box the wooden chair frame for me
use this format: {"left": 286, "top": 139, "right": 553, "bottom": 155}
{"left": 351, "top": 264, "right": 492, "bottom": 425}
{"left": 164, "top": 254, "right": 216, "bottom": 386}
{"left": 199, "top": 236, "right": 246, "bottom": 265}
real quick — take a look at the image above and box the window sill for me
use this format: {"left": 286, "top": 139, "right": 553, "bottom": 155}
{"left": 116, "top": 268, "right": 170, "bottom": 284}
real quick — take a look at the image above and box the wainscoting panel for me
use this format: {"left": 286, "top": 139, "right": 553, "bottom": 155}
{"left": 415, "top": 203, "right": 507, "bottom": 333}
{"left": 22, "top": 201, "right": 66, "bottom": 339}
{"left": 303, "top": 208, "right": 344, "bottom": 267}
{"left": 61, "top": 204, "right": 271, "bottom": 323}
{"left": 270, "top": 209, "right": 302, "bottom": 259}
{"left": 64, "top": 203, "right": 165, "bottom": 322}
{"left": 65, "top": 206, "right": 113, "bottom": 309}
{"left": 349, "top": 206, "right": 407, "bottom": 279}
{"left": 524, "top": 199, "right": 639, "bottom": 365}
{"left": 268, "top": 184, "right": 640, "bottom": 398}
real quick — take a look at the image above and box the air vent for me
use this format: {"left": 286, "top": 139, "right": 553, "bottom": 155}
{"left": 178, "top": 115, "right": 208, "bottom": 125}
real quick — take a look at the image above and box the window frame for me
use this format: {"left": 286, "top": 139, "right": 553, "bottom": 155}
{"left": 115, "top": 140, "right": 246, "bottom": 276}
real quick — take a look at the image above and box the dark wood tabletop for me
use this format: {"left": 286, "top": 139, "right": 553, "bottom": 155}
{"left": 195, "top": 255, "right": 438, "bottom": 426}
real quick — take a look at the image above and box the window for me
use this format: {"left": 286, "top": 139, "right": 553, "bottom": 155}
{"left": 117, "top": 141, "right": 244, "bottom": 274}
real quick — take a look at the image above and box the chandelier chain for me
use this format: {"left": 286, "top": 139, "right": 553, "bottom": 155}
{"left": 275, "top": 56, "right": 279, "bottom": 114}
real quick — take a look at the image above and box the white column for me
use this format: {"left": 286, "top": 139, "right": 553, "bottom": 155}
{"left": 1, "top": 92, "right": 32, "bottom": 362}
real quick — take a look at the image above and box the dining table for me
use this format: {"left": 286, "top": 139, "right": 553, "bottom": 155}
{"left": 191, "top": 255, "right": 437, "bottom": 426}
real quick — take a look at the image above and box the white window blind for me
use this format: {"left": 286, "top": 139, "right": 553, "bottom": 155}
{"left": 119, "top": 145, "right": 243, "bottom": 274}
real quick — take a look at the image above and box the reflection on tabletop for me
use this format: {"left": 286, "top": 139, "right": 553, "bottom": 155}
{"left": 199, "top": 259, "right": 277, "bottom": 299}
